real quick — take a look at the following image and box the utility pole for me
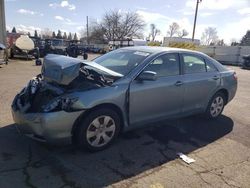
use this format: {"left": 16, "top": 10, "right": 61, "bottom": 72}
{"left": 0, "top": 0, "right": 6, "bottom": 45}
{"left": 86, "top": 16, "right": 89, "bottom": 45}
{"left": 192, "top": 0, "right": 202, "bottom": 41}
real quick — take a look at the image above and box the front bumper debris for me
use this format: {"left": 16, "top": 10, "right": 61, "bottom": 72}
{"left": 12, "top": 99, "right": 83, "bottom": 145}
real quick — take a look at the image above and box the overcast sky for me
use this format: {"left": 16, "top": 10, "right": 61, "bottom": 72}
{"left": 4, "top": 0, "right": 250, "bottom": 44}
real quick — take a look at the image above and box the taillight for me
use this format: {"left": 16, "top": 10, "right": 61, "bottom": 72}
{"left": 233, "top": 72, "right": 237, "bottom": 80}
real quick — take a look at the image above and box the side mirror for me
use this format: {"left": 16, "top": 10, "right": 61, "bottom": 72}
{"left": 137, "top": 71, "right": 157, "bottom": 81}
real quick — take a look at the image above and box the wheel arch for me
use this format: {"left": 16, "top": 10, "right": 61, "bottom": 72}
{"left": 71, "top": 103, "right": 125, "bottom": 143}
{"left": 216, "top": 88, "right": 229, "bottom": 104}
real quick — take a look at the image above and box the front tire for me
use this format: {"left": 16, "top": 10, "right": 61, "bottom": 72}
{"left": 76, "top": 108, "right": 121, "bottom": 151}
{"left": 205, "top": 92, "right": 226, "bottom": 119}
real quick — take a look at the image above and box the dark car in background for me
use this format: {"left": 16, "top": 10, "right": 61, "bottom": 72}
{"left": 12, "top": 47, "right": 237, "bottom": 151}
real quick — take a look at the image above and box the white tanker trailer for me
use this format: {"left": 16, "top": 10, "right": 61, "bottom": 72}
{"left": 9, "top": 35, "right": 39, "bottom": 59}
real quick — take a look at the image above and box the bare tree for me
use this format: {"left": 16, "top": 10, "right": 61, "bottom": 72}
{"left": 216, "top": 39, "right": 225, "bottom": 46}
{"left": 149, "top": 24, "right": 160, "bottom": 41}
{"left": 79, "top": 20, "right": 107, "bottom": 44}
{"left": 230, "top": 38, "right": 239, "bottom": 46}
{"left": 201, "top": 27, "right": 218, "bottom": 45}
{"left": 178, "top": 29, "right": 188, "bottom": 38}
{"left": 167, "top": 22, "right": 180, "bottom": 37}
{"left": 100, "top": 10, "right": 145, "bottom": 41}
{"left": 41, "top": 28, "right": 52, "bottom": 39}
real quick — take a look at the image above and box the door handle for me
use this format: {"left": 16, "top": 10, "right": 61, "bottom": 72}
{"left": 212, "top": 76, "right": 220, "bottom": 80}
{"left": 175, "top": 81, "right": 183, "bottom": 86}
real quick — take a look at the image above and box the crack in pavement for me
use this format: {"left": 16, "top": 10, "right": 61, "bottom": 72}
{"left": 185, "top": 157, "right": 250, "bottom": 188}
{"left": 22, "top": 145, "right": 37, "bottom": 188}
{"left": 0, "top": 145, "right": 37, "bottom": 188}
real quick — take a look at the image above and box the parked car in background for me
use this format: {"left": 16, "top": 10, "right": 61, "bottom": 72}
{"left": 242, "top": 55, "right": 250, "bottom": 69}
{"left": 12, "top": 47, "right": 237, "bottom": 151}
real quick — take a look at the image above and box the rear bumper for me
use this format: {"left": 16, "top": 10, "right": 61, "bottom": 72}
{"left": 12, "top": 108, "right": 83, "bottom": 145}
{"left": 227, "top": 82, "right": 237, "bottom": 104}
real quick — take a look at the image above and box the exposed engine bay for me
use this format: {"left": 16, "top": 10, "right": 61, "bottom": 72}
{"left": 13, "top": 55, "right": 121, "bottom": 113}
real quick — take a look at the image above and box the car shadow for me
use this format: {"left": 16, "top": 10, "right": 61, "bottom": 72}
{"left": 0, "top": 115, "right": 233, "bottom": 187}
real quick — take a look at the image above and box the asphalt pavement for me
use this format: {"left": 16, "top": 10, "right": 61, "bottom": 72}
{"left": 0, "top": 58, "right": 249, "bottom": 188}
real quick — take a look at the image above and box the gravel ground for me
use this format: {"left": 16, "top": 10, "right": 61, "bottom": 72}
{"left": 0, "top": 56, "right": 249, "bottom": 188}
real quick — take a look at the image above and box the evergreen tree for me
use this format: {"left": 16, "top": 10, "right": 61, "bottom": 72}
{"left": 240, "top": 30, "right": 250, "bottom": 46}
{"left": 34, "top": 30, "right": 38, "bottom": 37}
{"left": 68, "top": 32, "right": 72, "bottom": 40}
{"left": 63, "top": 32, "right": 67, "bottom": 39}
{"left": 73, "top": 33, "right": 78, "bottom": 40}
{"left": 11, "top": 27, "right": 17, "bottom": 33}
{"left": 52, "top": 31, "right": 56, "bottom": 38}
{"left": 56, "top": 30, "right": 62, "bottom": 39}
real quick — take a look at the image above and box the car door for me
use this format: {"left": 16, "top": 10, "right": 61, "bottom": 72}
{"left": 129, "top": 53, "right": 184, "bottom": 126}
{"left": 180, "top": 53, "right": 221, "bottom": 113}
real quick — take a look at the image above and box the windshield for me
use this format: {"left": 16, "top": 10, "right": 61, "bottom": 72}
{"left": 51, "top": 40, "right": 64, "bottom": 46}
{"left": 94, "top": 49, "right": 151, "bottom": 75}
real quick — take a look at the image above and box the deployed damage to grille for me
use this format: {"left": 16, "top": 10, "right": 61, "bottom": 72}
{"left": 12, "top": 54, "right": 122, "bottom": 113}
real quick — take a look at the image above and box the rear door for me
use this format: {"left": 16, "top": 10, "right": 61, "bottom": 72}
{"left": 129, "top": 53, "right": 184, "bottom": 125}
{"left": 180, "top": 53, "right": 221, "bottom": 113}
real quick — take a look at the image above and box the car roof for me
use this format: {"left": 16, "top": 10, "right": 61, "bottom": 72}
{"left": 122, "top": 46, "right": 202, "bottom": 55}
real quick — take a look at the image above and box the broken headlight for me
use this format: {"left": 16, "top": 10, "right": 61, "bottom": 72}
{"left": 42, "top": 97, "right": 78, "bottom": 112}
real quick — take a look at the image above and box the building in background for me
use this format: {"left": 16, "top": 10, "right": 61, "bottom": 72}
{"left": 163, "top": 37, "right": 200, "bottom": 50}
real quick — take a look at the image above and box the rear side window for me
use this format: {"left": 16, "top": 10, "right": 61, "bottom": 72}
{"left": 182, "top": 54, "right": 206, "bottom": 74}
{"left": 144, "top": 53, "right": 180, "bottom": 77}
{"left": 206, "top": 60, "right": 218, "bottom": 72}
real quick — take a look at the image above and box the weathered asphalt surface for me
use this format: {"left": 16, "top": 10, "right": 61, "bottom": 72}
{"left": 0, "top": 57, "right": 249, "bottom": 188}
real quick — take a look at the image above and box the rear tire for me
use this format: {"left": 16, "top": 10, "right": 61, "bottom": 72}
{"left": 75, "top": 108, "right": 121, "bottom": 152}
{"left": 204, "top": 92, "right": 226, "bottom": 119}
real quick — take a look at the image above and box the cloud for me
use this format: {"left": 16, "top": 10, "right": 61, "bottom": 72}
{"left": 55, "top": 16, "right": 64, "bottom": 21}
{"left": 137, "top": 10, "right": 171, "bottom": 23}
{"left": 238, "top": 8, "right": 250, "bottom": 15}
{"left": 186, "top": 0, "right": 248, "bottom": 10}
{"left": 137, "top": 10, "right": 194, "bottom": 40}
{"left": 137, "top": 10, "right": 218, "bottom": 42}
{"left": 12, "top": 24, "right": 41, "bottom": 35}
{"left": 135, "top": 7, "right": 148, "bottom": 11}
{"left": 61, "top": 0, "right": 76, "bottom": 10}
{"left": 218, "top": 16, "right": 250, "bottom": 44}
{"left": 49, "top": 0, "right": 76, "bottom": 11}
{"left": 182, "top": 11, "right": 194, "bottom": 16}
{"left": 17, "top": 9, "right": 43, "bottom": 16}
{"left": 200, "top": 12, "right": 214, "bottom": 17}
{"left": 54, "top": 16, "right": 80, "bottom": 26}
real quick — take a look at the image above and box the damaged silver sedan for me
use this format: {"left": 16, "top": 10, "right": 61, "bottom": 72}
{"left": 12, "top": 47, "right": 237, "bottom": 151}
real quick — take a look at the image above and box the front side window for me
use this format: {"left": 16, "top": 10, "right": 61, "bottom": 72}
{"left": 183, "top": 54, "right": 206, "bottom": 74}
{"left": 144, "top": 53, "right": 180, "bottom": 77}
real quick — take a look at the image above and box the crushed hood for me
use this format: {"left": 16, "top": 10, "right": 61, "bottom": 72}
{"left": 42, "top": 54, "right": 122, "bottom": 85}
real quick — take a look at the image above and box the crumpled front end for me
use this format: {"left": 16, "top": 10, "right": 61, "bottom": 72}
{"left": 11, "top": 75, "right": 86, "bottom": 144}
{"left": 11, "top": 54, "right": 120, "bottom": 144}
